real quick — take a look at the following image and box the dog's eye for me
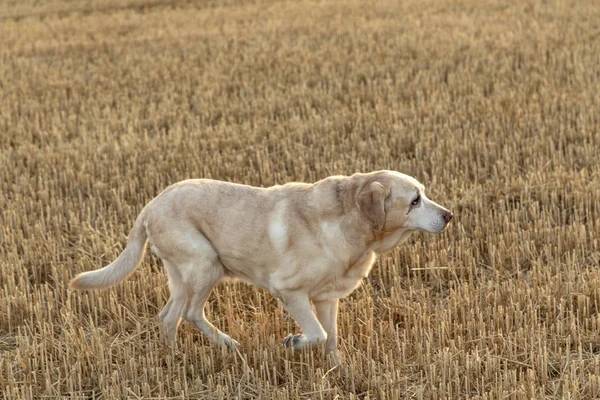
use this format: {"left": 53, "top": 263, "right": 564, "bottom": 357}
{"left": 411, "top": 195, "right": 420, "bottom": 206}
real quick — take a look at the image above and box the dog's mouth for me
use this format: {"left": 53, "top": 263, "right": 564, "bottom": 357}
{"left": 423, "top": 212, "right": 453, "bottom": 233}
{"left": 428, "top": 221, "right": 448, "bottom": 233}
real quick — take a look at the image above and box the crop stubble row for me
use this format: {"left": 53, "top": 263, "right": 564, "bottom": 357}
{"left": 1, "top": 0, "right": 599, "bottom": 398}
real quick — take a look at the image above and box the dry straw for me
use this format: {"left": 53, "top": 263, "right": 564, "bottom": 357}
{"left": 1, "top": 0, "right": 599, "bottom": 398}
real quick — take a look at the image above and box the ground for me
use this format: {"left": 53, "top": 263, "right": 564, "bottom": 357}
{"left": 1, "top": 0, "right": 599, "bottom": 398}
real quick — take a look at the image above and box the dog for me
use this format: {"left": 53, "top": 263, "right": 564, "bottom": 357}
{"left": 70, "top": 170, "right": 452, "bottom": 363}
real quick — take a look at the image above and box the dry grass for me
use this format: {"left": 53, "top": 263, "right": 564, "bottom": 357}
{"left": 1, "top": 0, "right": 599, "bottom": 398}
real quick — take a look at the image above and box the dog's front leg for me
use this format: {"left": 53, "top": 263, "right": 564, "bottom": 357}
{"left": 280, "top": 293, "right": 327, "bottom": 350}
{"left": 314, "top": 299, "right": 339, "bottom": 365}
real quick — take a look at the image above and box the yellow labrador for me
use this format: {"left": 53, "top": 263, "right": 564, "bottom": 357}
{"left": 70, "top": 170, "right": 452, "bottom": 362}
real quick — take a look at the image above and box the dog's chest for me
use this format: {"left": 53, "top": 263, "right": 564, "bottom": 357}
{"left": 310, "top": 252, "right": 376, "bottom": 301}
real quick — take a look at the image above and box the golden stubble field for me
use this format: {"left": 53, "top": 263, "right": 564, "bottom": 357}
{"left": 1, "top": 0, "right": 599, "bottom": 398}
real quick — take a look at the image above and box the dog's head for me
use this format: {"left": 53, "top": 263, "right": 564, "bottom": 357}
{"left": 354, "top": 170, "right": 452, "bottom": 234}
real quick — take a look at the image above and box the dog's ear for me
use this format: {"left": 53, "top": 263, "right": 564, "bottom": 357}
{"left": 357, "top": 181, "right": 390, "bottom": 232}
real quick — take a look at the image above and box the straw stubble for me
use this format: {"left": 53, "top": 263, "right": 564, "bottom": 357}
{"left": 1, "top": 0, "right": 599, "bottom": 398}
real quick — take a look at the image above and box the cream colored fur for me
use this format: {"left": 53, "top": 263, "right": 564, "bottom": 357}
{"left": 70, "top": 170, "right": 452, "bottom": 363}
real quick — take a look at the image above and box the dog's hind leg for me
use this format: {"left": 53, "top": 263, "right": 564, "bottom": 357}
{"left": 181, "top": 260, "right": 238, "bottom": 349}
{"left": 159, "top": 260, "right": 188, "bottom": 346}
{"left": 154, "top": 227, "right": 237, "bottom": 349}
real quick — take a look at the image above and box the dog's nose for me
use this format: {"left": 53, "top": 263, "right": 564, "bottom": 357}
{"left": 443, "top": 211, "right": 453, "bottom": 223}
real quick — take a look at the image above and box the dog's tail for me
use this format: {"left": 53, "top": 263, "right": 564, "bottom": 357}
{"left": 70, "top": 211, "right": 148, "bottom": 290}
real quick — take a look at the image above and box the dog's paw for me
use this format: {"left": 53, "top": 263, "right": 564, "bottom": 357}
{"left": 282, "top": 334, "right": 308, "bottom": 350}
{"left": 220, "top": 337, "right": 239, "bottom": 350}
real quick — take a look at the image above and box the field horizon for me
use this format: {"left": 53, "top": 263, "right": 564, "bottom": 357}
{"left": 1, "top": 0, "right": 599, "bottom": 398}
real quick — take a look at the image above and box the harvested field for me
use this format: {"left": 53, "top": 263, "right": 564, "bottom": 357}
{"left": 1, "top": 0, "right": 599, "bottom": 398}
